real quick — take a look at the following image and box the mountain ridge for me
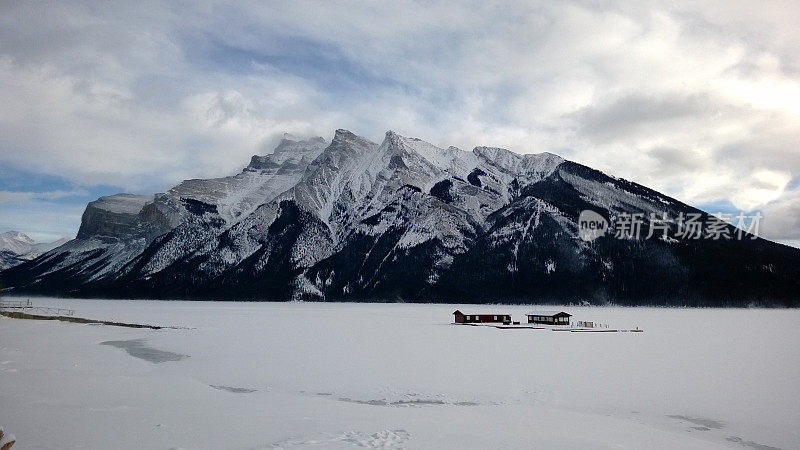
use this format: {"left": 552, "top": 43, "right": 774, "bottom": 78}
{"left": 2, "top": 129, "right": 799, "bottom": 306}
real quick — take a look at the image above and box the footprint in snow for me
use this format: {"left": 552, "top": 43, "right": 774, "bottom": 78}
{"left": 266, "top": 429, "right": 411, "bottom": 449}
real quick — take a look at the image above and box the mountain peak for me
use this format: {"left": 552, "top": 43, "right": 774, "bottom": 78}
{"left": 382, "top": 129, "right": 403, "bottom": 145}
{"left": 334, "top": 129, "right": 356, "bottom": 139}
{"left": 383, "top": 130, "right": 428, "bottom": 150}
{"left": 381, "top": 130, "right": 434, "bottom": 150}
{"left": 274, "top": 135, "right": 327, "bottom": 154}
{"left": 248, "top": 135, "right": 328, "bottom": 171}
{"left": 0, "top": 231, "right": 70, "bottom": 270}
{"left": 332, "top": 129, "right": 373, "bottom": 145}
{"left": 0, "top": 230, "right": 34, "bottom": 245}
{"left": 325, "top": 130, "right": 377, "bottom": 155}
{"left": 279, "top": 132, "right": 325, "bottom": 144}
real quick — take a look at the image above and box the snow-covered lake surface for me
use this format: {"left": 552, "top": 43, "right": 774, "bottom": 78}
{"left": 1, "top": 298, "right": 798, "bottom": 449}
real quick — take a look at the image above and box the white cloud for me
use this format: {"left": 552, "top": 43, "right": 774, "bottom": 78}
{"left": 730, "top": 169, "right": 792, "bottom": 211}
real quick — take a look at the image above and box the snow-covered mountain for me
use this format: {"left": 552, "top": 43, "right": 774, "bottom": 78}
{"left": 0, "top": 231, "right": 69, "bottom": 271}
{"left": 2, "top": 130, "right": 799, "bottom": 306}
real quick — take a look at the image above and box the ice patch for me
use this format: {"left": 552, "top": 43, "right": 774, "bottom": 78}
{"left": 320, "top": 391, "right": 478, "bottom": 408}
{"left": 725, "top": 436, "right": 783, "bottom": 450}
{"left": 667, "top": 415, "right": 724, "bottom": 429}
{"left": 210, "top": 385, "right": 257, "bottom": 393}
{"left": 101, "top": 339, "right": 189, "bottom": 364}
{"left": 337, "top": 397, "right": 451, "bottom": 407}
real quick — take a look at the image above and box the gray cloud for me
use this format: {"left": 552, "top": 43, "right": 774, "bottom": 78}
{"left": 761, "top": 190, "right": 800, "bottom": 245}
{"left": 572, "top": 93, "right": 715, "bottom": 143}
{"left": 646, "top": 146, "right": 709, "bottom": 174}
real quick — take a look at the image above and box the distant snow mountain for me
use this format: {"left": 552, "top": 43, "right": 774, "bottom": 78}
{"left": 2, "top": 130, "right": 799, "bottom": 306}
{"left": 0, "top": 231, "right": 69, "bottom": 271}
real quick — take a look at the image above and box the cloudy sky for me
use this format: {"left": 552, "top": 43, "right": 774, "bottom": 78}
{"left": 0, "top": 0, "right": 798, "bottom": 246}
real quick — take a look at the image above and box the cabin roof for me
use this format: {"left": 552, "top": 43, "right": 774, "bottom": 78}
{"left": 526, "top": 311, "right": 571, "bottom": 317}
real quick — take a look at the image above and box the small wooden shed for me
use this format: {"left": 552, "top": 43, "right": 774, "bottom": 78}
{"left": 526, "top": 311, "right": 571, "bottom": 325}
{"left": 453, "top": 310, "right": 511, "bottom": 324}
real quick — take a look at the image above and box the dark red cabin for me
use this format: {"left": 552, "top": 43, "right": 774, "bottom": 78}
{"left": 453, "top": 310, "right": 511, "bottom": 324}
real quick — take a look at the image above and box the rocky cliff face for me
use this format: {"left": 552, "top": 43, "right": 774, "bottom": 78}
{"left": 2, "top": 130, "right": 799, "bottom": 306}
{"left": 76, "top": 194, "right": 154, "bottom": 240}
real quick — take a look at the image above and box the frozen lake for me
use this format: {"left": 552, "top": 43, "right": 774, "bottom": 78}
{"left": 1, "top": 298, "right": 798, "bottom": 449}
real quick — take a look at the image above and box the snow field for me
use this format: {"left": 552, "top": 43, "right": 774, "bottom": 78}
{"left": 1, "top": 299, "right": 797, "bottom": 449}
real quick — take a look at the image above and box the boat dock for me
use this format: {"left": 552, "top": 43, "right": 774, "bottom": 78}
{"left": 0, "top": 299, "right": 75, "bottom": 316}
